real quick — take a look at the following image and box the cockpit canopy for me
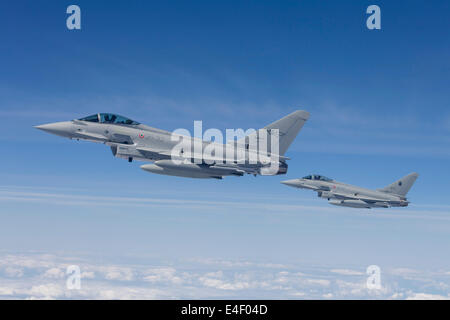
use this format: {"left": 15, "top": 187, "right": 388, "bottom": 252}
{"left": 78, "top": 113, "right": 140, "bottom": 125}
{"left": 302, "top": 174, "right": 333, "bottom": 182}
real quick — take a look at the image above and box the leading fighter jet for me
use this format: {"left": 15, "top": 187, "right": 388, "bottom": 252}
{"left": 35, "top": 110, "right": 309, "bottom": 179}
{"left": 281, "top": 173, "right": 418, "bottom": 208}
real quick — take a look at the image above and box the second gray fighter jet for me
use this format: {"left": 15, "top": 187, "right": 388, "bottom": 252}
{"left": 281, "top": 173, "right": 418, "bottom": 208}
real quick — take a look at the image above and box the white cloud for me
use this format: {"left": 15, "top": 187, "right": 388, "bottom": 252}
{"left": 4, "top": 267, "right": 24, "bottom": 278}
{"left": 330, "top": 269, "right": 364, "bottom": 276}
{"left": 203, "top": 271, "right": 224, "bottom": 278}
{"left": 389, "top": 268, "right": 419, "bottom": 276}
{"left": 102, "top": 267, "right": 134, "bottom": 281}
{"left": 43, "top": 268, "right": 65, "bottom": 279}
{"left": 94, "top": 287, "right": 164, "bottom": 300}
{"left": 0, "top": 287, "right": 15, "bottom": 296}
{"left": 305, "top": 279, "right": 330, "bottom": 287}
{"left": 29, "top": 284, "right": 65, "bottom": 300}
{"left": 391, "top": 292, "right": 404, "bottom": 299}
{"left": 291, "top": 292, "right": 306, "bottom": 297}
{"left": 406, "top": 293, "right": 449, "bottom": 300}
{"left": 199, "top": 277, "right": 251, "bottom": 291}
{"left": 143, "top": 267, "right": 183, "bottom": 284}
{"left": 81, "top": 271, "right": 95, "bottom": 279}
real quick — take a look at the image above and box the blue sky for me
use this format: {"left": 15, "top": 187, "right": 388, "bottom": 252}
{"left": 0, "top": 1, "right": 449, "bottom": 298}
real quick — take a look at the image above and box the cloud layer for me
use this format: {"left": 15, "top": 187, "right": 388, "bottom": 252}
{"left": 0, "top": 253, "right": 448, "bottom": 300}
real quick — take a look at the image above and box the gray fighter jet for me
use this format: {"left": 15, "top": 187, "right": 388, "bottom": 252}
{"left": 281, "top": 173, "right": 418, "bottom": 208}
{"left": 35, "top": 111, "right": 309, "bottom": 179}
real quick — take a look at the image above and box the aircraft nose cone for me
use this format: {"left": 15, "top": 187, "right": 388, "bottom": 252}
{"left": 34, "top": 122, "right": 73, "bottom": 137}
{"left": 281, "top": 179, "right": 301, "bottom": 188}
{"left": 34, "top": 123, "right": 54, "bottom": 133}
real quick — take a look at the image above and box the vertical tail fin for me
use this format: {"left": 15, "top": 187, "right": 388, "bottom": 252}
{"left": 237, "top": 110, "right": 310, "bottom": 156}
{"left": 264, "top": 110, "right": 310, "bottom": 155}
{"left": 377, "top": 172, "right": 419, "bottom": 197}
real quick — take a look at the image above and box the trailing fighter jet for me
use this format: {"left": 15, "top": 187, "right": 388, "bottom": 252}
{"left": 281, "top": 173, "right": 418, "bottom": 208}
{"left": 35, "top": 110, "right": 309, "bottom": 179}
